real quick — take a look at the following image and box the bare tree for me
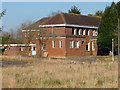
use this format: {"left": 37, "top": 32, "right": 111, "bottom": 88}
{"left": 37, "top": 28, "right": 52, "bottom": 57}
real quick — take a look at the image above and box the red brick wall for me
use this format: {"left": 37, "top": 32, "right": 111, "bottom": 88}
{"left": 23, "top": 26, "right": 98, "bottom": 57}
{"left": 2, "top": 46, "right": 31, "bottom": 56}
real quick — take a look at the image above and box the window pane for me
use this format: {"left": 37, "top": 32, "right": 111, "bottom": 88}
{"left": 59, "top": 40, "right": 62, "bottom": 48}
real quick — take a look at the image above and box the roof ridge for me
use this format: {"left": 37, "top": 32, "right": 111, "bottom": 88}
{"left": 60, "top": 13, "right": 67, "bottom": 24}
{"left": 61, "top": 12, "right": 101, "bottom": 18}
{"left": 41, "top": 13, "right": 61, "bottom": 25}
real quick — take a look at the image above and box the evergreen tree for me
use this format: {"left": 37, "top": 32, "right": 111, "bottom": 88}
{"left": 97, "top": 2, "right": 118, "bottom": 55}
{"left": 94, "top": 10, "right": 104, "bottom": 17}
{"left": 68, "top": 5, "right": 81, "bottom": 14}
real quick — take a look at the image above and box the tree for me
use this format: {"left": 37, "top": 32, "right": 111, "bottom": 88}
{"left": 97, "top": 2, "right": 119, "bottom": 55}
{"left": 48, "top": 10, "right": 61, "bottom": 17}
{"left": 94, "top": 10, "right": 104, "bottom": 17}
{"left": 68, "top": 5, "right": 81, "bottom": 14}
{"left": 0, "top": 9, "right": 6, "bottom": 32}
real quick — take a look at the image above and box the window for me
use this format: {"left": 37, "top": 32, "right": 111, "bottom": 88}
{"left": 81, "top": 29, "right": 83, "bottom": 35}
{"left": 70, "top": 41, "right": 74, "bottom": 48}
{"left": 72, "top": 28, "right": 77, "bottom": 35}
{"left": 42, "top": 43, "right": 46, "bottom": 51}
{"left": 20, "top": 47, "right": 23, "bottom": 51}
{"left": 31, "top": 47, "right": 36, "bottom": 51}
{"left": 86, "top": 29, "right": 88, "bottom": 35}
{"left": 88, "top": 30, "right": 90, "bottom": 36}
{"left": 52, "top": 41, "right": 55, "bottom": 48}
{"left": 74, "top": 28, "right": 77, "bottom": 35}
{"left": 76, "top": 28, "right": 79, "bottom": 35}
{"left": 93, "top": 30, "right": 98, "bottom": 36}
{"left": 86, "top": 42, "right": 90, "bottom": 51}
{"left": 82, "top": 41, "right": 84, "bottom": 44}
{"left": 78, "top": 29, "right": 81, "bottom": 35}
{"left": 83, "top": 29, "right": 86, "bottom": 35}
{"left": 92, "top": 42, "right": 95, "bottom": 51}
{"left": 59, "top": 40, "right": 62, "bottom": 48}
{"left": 75, "top": 41, "right": 80, "bottom": 48}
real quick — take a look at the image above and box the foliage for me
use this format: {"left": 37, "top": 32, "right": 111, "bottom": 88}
{"left": 94, "top": 10, "right": 104, "bottom": 17}
{"left": 97, "top": 2, "right": 119, "bottom": 55}
{"left": 68, "top": 5, "right": 81, "bottom": 14}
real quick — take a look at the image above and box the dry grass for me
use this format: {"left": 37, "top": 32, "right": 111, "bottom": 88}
{"left": 1, "top": 56, "right": 118, "bottom": 88}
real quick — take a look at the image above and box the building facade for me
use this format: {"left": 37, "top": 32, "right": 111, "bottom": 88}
{"left": 22, "top": 13, "right": 100, "bottom": 58}
{"left": 0, "top": 44, "right": 36, "bottom": 56}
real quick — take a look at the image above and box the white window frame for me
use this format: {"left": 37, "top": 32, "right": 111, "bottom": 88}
{"left": 78, "top": 29, "right": 81, "bottom": 35}
{"left": 88, "top": 30, "right": 90, "bottom": 36}
{"left": 86, "top": 42, "right": 90, "bottom": 51}
{"left": 52, "top": 41, "right": 55, "bottom": 48}
{"left": 93, "top": 30, "right": 98, "bottom": 36}
{"left": 75, "top": 41, "right": 80, "bottom": 48}
{"left": 59, "top": 40, "right": 62, "bottom": 48}
{"left": 31, "top": 47, "right": 36, "bottom": 51}
{"left": 92, "top": 42, "right": 95, "bottom": 51}
{"left": 74, "top": 28, "right": 77, "bottom": 35}
{"left": 83, "top": 29, "right": 86, "bottom": 35}
{"left": 70, "top": 41, "right": 74, "bottom": 48}
{"left": 20, "top": 47, "right": 23, "bottom": 51}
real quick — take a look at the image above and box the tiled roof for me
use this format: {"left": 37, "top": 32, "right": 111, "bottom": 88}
{"left": 24, "top": 17, "right": 49, "bottom": 30}
{"left": 42, "top": 13, "right": 100, "bottom": 27}
{"left": 24, "top": 13, "right": 101, "bottom": 30}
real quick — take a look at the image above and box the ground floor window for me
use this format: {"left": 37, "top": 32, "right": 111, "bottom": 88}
{"left": 20, "top": 47, "right": 23, "bottom": 51}
{"left": 52, "top": 41, "right": 55, "bottom": 48}
{"left": 59, "top": 40, "right": 62, "bottom": 48}
{"left": 69, "top": 41, "right": 74, "bottom": 48}
{"left": 42, "top": 43, "right": 46, "bottom": 51}
{"left": 75, "top": 41, "right": 80, "bottom": 48}
{"left": 86, "top": 42, "right": 90, "bottom": 51}
{"left": 92, "top": 42, "right": 95, "bottom": 51}
{"left": 32, "top": 47, "right": 36, "bottom": 51}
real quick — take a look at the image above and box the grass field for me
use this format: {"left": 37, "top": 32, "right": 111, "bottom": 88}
{"left": 1, "top": 56, "right": 118, "bottom": 88}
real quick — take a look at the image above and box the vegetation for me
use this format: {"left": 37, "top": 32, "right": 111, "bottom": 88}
{"left": 1, "top": 56, "right": 118, "bottom": 88}
{"left": 97, "top": 2, "right": 120, "bottom": 55}
{"left": 94, "top": 10, "right": 104, "bottom": 17}
{"left": 68, "top": 5, "right": 81, "bottom": 14}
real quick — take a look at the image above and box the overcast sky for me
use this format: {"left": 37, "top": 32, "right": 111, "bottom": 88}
{"left": 2, "top": 2, "right": 113, "bottom": 32}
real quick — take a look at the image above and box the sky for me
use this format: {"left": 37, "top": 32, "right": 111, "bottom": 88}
{"left": 2, "top": 2, "right": 113, "bottom": 32}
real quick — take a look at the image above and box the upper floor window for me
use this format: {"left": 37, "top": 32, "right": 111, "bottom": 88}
{"left": 72, "top": 28, "right": 77, "bottom": 35}
{"left": 86, "top": 29, "right": 88, "bottom": 35}
{"left": 52, "top": 41, "right": 55, "bottom": 48}
{"left": 83, "top": 29, "right": 86, "bottom": 35}
{"left": 78, "top": 29, "right": 81, "bottom": 35}
{"left": 59, "top": 40, "right": 63, "bottom": 48}
{"left": 69, "top": 41, "right": 74, "bottom": 48}
{"left": 88, "top": 30, "right": 90, "bottom": 36}
{"left": 93, "top": 30, "right": 98, "bottom": 36}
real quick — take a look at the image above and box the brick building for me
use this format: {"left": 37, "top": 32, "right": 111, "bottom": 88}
{"left": 22, "top": 13, "right": 100, "bottom": 58}
{"left": 0, "top": 44, "right": 36, "bottom": 56}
